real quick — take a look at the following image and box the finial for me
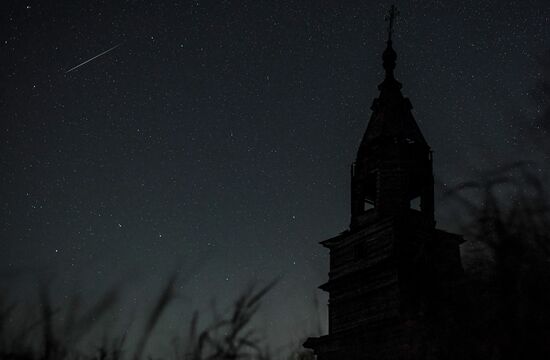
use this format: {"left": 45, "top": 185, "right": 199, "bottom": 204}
{"left": 380, "top": 5, "right": 401, "bottom": 90}
{"left": 385, "top": 5, "right": 399, "bottom": 42}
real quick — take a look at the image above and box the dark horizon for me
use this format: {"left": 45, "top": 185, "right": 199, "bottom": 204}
{"left": 1, "top": 0, "right": 549, "bottom": 355}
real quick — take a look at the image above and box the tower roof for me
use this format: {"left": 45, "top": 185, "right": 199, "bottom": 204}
{"left": 358, "top": 38, "right": 428, "bottom": 152}
{"left": 350, "top": 6, "right": 435, "bottom": 227}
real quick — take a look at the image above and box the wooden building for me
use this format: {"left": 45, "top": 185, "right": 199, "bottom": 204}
{"left": 304, "top": 7, "right": 464, "bottom": 360}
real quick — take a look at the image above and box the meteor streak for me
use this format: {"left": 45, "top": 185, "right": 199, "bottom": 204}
{"left": 65, "top": 43, "right": 121, "bottom": 73}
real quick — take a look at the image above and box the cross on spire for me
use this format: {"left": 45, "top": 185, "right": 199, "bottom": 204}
{"left": 385, "top": 5, "right": 399, "bottom": 42}
{"left": 381, "top": 5, "right": 400, "bottom": 83}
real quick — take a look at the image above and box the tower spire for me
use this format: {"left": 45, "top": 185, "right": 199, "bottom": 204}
{"left": 385, "top": 4, "right": 399, "bottom": 42}
{"left": 381, "top": 5, "right": 400, "bottom": 89}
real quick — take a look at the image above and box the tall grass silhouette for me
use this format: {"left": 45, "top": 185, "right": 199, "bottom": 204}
{"left": 0, "top": 276, "right": 315, "bottom": 360}
{"left": 446, "top": 163, "right": 550, "bottom": 359}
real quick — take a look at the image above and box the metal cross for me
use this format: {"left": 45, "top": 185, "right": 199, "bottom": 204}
{"left": 385, "top": 5, "right": 399, "bottom": 41}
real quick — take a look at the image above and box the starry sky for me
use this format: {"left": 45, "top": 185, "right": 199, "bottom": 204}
{"left": 1, "top": 0, "right": 550, "bottom": 354}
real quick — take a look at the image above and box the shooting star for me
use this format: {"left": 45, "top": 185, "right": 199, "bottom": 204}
{"left": 65, "top": 43, "right": 121, "bottom": 73}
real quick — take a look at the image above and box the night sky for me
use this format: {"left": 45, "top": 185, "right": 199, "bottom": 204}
{"left": 2, "top": 0, "right": 550, "bottom": 354}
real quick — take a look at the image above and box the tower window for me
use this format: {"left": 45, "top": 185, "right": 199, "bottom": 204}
{"left": 364, "top": 200, "right": 374, "bottom": 211}
{"left": 410, "top": 196, "right": 421, "bottom": 210}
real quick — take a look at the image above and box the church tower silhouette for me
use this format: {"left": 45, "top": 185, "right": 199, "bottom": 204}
{"left": 304, "top": 6, "right": 464, "bottom": 359}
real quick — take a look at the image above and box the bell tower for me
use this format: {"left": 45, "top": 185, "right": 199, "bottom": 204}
{"left": 304, "top": 6, "right": 464, "bottom": 360}
{"left": 351, "top": 5, "right": 434, "bottom": 228}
